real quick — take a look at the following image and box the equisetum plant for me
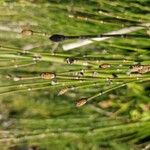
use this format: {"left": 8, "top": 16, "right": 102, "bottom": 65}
{"left": 0, "top": 2, "right": 150, "bottom": 108}
{"left": 0, "top": 30, "right": 150, "bottom": 107}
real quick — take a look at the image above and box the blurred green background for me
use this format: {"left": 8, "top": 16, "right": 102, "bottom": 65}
{"left": 0, "top": 0, "right": 150, "bottom": 150}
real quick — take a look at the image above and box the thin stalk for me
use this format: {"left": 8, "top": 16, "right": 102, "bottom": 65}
{"left": 87, "top": 78, "right": 150, "bottom": 102}
{"left": 62, "top": 23, "right": 150, "bottom": 50}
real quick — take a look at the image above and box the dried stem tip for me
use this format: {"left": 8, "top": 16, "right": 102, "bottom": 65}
{"left": 40, "top": 72, "right": 56, "bottom": 80}
{"left": 58, "top": 88, "right": 69, "bottom": 96}
{"left": 21, "top": 29, "right": 33, "bottom": 36}
{"left": 76, "top": 98, "right": 87, "bottom": 107}
{"left": 99, "top": 63, "right": 111, "bottom": 69}
{"left": 129, "top": 65, "right": 150, "bottom": 74}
